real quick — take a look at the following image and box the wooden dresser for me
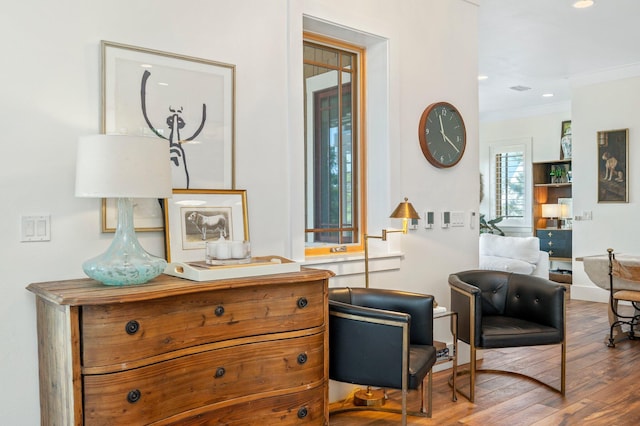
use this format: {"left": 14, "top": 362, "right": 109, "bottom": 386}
{"left": 27, "top": 268, "right": 333, "bottom": 425}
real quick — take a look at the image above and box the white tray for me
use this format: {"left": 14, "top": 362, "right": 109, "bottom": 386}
{"left": 164, "top": 256, "right": 300, "bottom": 282}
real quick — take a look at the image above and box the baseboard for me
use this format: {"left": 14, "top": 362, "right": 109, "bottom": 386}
{"left": 571, "top": 285, "right": 609, "bottom": 303}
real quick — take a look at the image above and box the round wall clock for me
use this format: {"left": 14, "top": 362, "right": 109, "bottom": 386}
{"left": 418, "top": 101, "right": 467, "bottom": 168}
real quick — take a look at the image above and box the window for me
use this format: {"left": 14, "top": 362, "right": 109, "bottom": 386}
{"left": 495, "top": 151, "right": 525, "bottom": 218}
{"left": 303, "top": 34, "right": 365, "bottom": 255}
{"left": 489, "top": 139, "right": 531, "bottom": 229}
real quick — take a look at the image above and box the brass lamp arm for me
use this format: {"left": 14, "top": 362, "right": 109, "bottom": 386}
{"left": 364, "top": 228, "right": 406, "bottom": 288}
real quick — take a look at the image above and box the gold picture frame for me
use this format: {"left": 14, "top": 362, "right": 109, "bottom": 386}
{"left": 560, "top": 120, "right": 572, "bottom": 160}
{"left": 101, "top": 41, "right": 236, "bottom": 232}
{"left": 163, "top": 189, "right": 249, "bottom": 263}
{"left": 597, "top": 128, "right": 629, "bottom": 203}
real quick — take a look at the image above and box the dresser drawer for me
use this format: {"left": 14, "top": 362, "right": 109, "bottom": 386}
{"left": 83, "top": 332, "right": 325, "bottom": 425}
{"left": 81, "top": 280, "right": 325, "bottom": 368}
{"left": 160, "top": 386, "right": 326, "bottom": 425}
{"left": 537, "top": 230, "right": 572, "bottom": 258}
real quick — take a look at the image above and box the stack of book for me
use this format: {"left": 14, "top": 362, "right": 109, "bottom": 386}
{"left": 434, "top": 341, "right": 450, "bottom": 361}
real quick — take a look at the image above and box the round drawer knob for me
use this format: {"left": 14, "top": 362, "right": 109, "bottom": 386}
{"left": 214, "top": 367, "right": 226, "bottom": 378}
{"left": 297, "top": 353, "right": 308, "bottom": 365}
{"left": 297, "top": 407, "right": 308, "bottom": 419}
{"left": 127, "top": 389, "right": 141, "bottom": 404}
{"left": 214, "top": 305, "right": 225, "bottom": 317}
{"left": 297, "top": 297, "right": 308, "bottom": 309}
{"left": 125, "top": 320, "right": 140, "bottom": 335}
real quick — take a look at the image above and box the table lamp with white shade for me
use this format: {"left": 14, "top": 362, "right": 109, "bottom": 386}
{"left": 75, "top": 135, "right": 172, "bottom": 285}
{"left": 542, "top": 203, "right": 562, "bottom": 229}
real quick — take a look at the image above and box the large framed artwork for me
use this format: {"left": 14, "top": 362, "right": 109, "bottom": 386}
{"left": 164, "top": 189, "right": 249, "bottom": 263}
{"left": 598, "top": 128, "right": 629, "bottom": 203}
{"left": 101, "top": 41, "right": 236, "bottom": 231}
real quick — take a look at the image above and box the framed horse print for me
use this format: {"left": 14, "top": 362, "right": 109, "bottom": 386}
{"left": 164, "top": 189, "right": 249, "bottom": 262}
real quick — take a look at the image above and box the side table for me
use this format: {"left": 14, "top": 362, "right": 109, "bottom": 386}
{"left": 433, "top": 308, "right": 458, "bottom": 402}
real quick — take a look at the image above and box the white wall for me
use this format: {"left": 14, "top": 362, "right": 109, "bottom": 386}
{"left": 0, "top": 1, "right": 479, "bottom": 423}
{"left": 479, "top": 76, "right": 640, "bottom": 303}
{"left": 480, "top": 111, "right": 571, "bottom": 235}
{"left": 571, "top": 76, "right": 640, "bottom": 301}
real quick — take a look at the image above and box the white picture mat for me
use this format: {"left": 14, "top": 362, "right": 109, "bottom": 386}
{"left": 101, "top": 41, "right": 235, "bottom": 231}
{"left": 164, "top": 189, "right": 249, "bottom": 263}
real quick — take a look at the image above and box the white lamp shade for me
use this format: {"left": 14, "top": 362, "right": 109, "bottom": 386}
{"left": 541, "top": 204, "right": 560, "bottom": 218}
{"left": 75, "top": 135, "right": 172, "bottom": 198}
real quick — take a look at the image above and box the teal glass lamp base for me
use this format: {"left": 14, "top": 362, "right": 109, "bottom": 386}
{"left": 83, "top": 198, "right": 167, "bottom": 286}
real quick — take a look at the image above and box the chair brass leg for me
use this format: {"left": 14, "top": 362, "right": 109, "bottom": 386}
{"left": 453, "top": 342, "right": 565, "bottom": 400}
{"left": 470, "top": 345, "right": 476, "bottom": 402}
{"left": 401, "top": 387, "right": 407, "bottom": 426}
{"left": 561, "top": 341, "right": 566, "bottom": 395}
{"left": 427, "top": 370, "right": 433, "bottom": 418}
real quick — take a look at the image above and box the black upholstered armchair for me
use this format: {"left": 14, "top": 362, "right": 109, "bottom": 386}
{"left": 449, "top": 270, "right": 566, "bottom": 402}
{"left": 328, "top": 287, "right": 437, "bottom": 425}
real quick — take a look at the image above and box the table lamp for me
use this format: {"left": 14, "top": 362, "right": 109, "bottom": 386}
{"left": 75, "top": 135, "right": 172, "bottom": 285}
{"left": 363, "top": 197, "right": 421, "bottom": 288}
{"left": 542, "top": 203, "right": 561, "bottom": 229}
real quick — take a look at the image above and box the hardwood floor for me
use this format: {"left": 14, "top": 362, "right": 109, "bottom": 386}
{"left": 329, "top": 299, "right": 640, "bottom": 425}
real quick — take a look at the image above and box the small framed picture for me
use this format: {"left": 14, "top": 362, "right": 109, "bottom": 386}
{"left": 558, "top": 198, "right": 573, "bottom": 229}
{"left": 560, "top": 120, "right": 572, "bottom": 160}
{"left": 164, "top": 189, "right": 249, "bottom": 263}
{"left": 102, "top": 198, "right": 165, "bottom": 232}
{"left": 597, "top": 129, "right": 629, "bottom": 203}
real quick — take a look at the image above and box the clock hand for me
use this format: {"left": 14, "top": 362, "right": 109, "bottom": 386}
{"left": 438, "top": 113, "right": 459, "bottom": 152}
{"left": 443, "top": 134, "right": 460, "bottom": 153}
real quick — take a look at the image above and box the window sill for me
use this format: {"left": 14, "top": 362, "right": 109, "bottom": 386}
{"left": 302, "top": 251, "right": 403, "bottom": 277}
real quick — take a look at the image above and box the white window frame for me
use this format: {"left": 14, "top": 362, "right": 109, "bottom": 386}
{"left": 489, "top": 138, "right": 532, "bottom": 230}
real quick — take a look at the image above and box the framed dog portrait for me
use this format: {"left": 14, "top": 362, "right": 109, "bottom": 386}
{"left": 597, "top": 129, "right": 629, "bottom": 203}
{"left": 164, "top": 189, "right": 249, "bottom": 263}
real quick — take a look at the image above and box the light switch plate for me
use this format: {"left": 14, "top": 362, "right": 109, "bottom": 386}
{"left": 450, "top": 211, "right": 465, "bottom": 227}
{"left": 424, "top": 211, "right": 434, "bottom": 229}
{"left": 21, "top": 215, "right": 50, "bottom": 242}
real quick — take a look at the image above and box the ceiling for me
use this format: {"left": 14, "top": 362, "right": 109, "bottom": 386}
{"left": 478, "top": 0, "right": 640, "bottom": 121}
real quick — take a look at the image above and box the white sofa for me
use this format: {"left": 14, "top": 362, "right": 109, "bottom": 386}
{"left": 479, "top": 233, "right": 550, "bottom": 278}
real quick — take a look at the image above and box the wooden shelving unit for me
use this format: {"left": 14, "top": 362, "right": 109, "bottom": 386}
{"left": 533, "top": 159, "right": 573, "bottom": 282}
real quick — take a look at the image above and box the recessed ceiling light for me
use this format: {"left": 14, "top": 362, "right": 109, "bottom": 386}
{"left": 478, "top": 75, "right": 489, "bottom": 81}
{"left": 542, "top": 93, "right": 554, "bottom": 97}
{"left": 510, "top": 85, "right": 531, "bottom": 92}
{"left": 573, "top": 0, "right": 594, "bottom": 9}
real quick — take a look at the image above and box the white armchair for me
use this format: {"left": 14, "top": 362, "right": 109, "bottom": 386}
{"left": 479, "top": 233, "right": 549, "bottom": 279}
